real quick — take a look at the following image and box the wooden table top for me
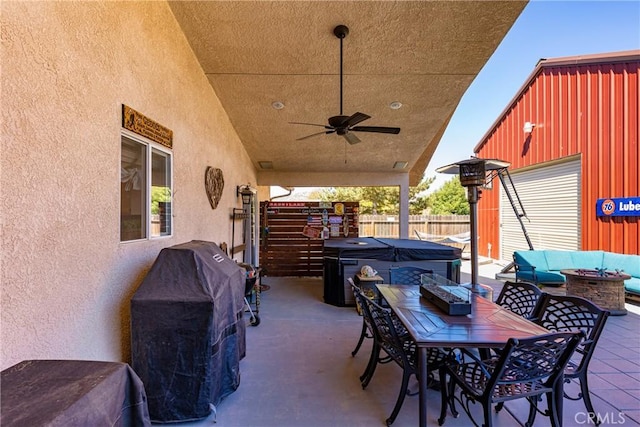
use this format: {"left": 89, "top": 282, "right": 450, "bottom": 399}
{"left": 377, "top": 284, "right": 549, "bottom": 348}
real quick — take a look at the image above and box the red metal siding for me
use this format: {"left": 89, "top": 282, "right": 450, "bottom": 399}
{"left": 476, "top": 57, "right": 640, "bottom": 258}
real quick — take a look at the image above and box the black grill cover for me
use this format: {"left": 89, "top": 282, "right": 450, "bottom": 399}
{"left": 131, "top": 240, "right": 246, "bottom": 423}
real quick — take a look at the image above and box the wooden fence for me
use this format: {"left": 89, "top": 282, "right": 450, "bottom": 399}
{"left": 260, "top": 207, "right": 470, "bottom": 276}
{"left": 358, "top": 214, "right": 470, "bottom": 239}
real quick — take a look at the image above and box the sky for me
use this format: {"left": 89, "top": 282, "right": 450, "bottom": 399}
{"left": 273, "top": 0, "right": 640, "bottom": 199}
{"left": 424, "top": 0, "right": 640, "bottom": 193}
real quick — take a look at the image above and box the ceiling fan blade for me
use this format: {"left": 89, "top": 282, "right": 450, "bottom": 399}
{"left": 296, "top": 130, "right": 336, "bottom": 141}
{"left": 342, "top": 112, "right": 371, "bottom": 127}
{"left": 343, "top": 132, "right": 361, "bottom": 145}
{"left": 291, "top": 27, "right": 400, "bottom": 145}
{"left": 290, "top": 121, "right": 333, "bottom": 129}
{"left": 351, "top": 126, "right": 401, "bottom": 134}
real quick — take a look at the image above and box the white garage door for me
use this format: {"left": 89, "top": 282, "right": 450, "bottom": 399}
{"left": 500, "top": 158, "right": 581, "bottom": 260}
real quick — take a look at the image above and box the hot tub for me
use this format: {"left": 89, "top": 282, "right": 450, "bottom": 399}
{"left": 322, "top": 237, "right": 462, "bottom": 306}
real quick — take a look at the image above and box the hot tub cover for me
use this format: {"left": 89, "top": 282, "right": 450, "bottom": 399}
{"left": 323, "top": 237, "right": 460, "bottom": 261}
{"left": 377, "top": 238, "right": 461, "bottom": 261}
{"left": 131, "top": 240, "right": 246, "bottom": 423}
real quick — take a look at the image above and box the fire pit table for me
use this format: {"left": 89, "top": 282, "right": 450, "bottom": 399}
{"left": 561, "top": 268, "right": 630, "bottom": 315}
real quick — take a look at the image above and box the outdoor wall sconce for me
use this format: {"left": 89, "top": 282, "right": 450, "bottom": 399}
{"left": 237, "top": 185, "right": 254, "bottom": 206}
{"left": 235, "top": 184, "right": 257, "bottom": 265}
{"left": 523, "top": 122, "right": 536, "bottom": 134}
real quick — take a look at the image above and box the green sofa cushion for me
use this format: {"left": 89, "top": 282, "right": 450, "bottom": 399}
{"left": 534, "top": 270, "right": 566, "bottom": 284}
{"left": 603, "top": 252, "right": 640, "bottom": 277}
{"left": 514, "top": 249, "right": 639, "bottom": 289}
{"left": 625, "top": 277, "right": 640, "bottom": 295}
{"left": 544, "top": 250, "right": 576, "bottom": 271}
{"left": 570, "top": 250, "right": 605, "bottom": 270}
{"left": 515, "top": 270, "right": 568, "bottom": 284}
{"left": 514, "top": 251, "right": 549, "bottom": 271}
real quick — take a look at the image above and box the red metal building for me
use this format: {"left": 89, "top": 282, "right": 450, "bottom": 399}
{"left": 474, "top": 50, "right": 639, "bottom": 260}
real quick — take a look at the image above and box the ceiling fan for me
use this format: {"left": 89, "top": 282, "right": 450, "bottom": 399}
{"left": 291, "top": 25, "right": 401, "bottom": 145}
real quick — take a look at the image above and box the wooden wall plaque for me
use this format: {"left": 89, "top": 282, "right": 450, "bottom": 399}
{"left": 122, "top": 105, "right": 173, "bottom": 149}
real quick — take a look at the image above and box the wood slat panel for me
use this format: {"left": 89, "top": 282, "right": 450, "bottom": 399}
{"left": 260, "top": 201, "right": 359, "bottom": 276}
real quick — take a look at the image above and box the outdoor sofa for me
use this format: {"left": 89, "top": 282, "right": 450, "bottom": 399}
{"left": 513, "top": 250, "right": 640, "bottom": 299}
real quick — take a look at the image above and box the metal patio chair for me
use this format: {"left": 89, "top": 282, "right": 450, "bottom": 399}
{"left": 350, "top": 282, "right": 394, "bottom": 385}
{"left": 389, "top": 266, "right": 433, "bottom": 286}
{"left": 438, "top": 331, "right": 584, "bottom": 427}
{"left": 494, "top": 281, "right": 543, "bottom": 319}
{"left": 360, "top": 292, "right": 450, "bottom": 426}
{"left": 348, "top": 278, "right": 375, "bottom": 358}
{"left": 530, "top": 293, "right": 611, "bottom": 425}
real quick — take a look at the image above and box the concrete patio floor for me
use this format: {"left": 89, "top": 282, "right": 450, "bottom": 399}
{"left": 156, "top": 260, "right": 640, "bottom": 427}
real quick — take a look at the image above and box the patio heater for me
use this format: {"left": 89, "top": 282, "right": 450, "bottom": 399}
{"left": 436, "top": 157, "right": 510, "bottom": 298}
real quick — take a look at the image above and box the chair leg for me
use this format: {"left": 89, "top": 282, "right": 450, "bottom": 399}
{"left": 385, "top": 369, "right": 411, "bottom": 426}
{"left": 577, "top": 375, "right": 600, "bottom": 426}
{"left": 548, "top": 383, "right": 563, "bottom": 427}
{"left": 525, "top": 396, "right": 538, "bottom": 427}
{"left": 352, "top": 320, "right": 368, "bottom": 357}
{"left": 438, "top": 368, "right": 449, "bottom": 426}
{"left": 361, "top": 343, "right": 380, "bottom": 388}
{"left": 447, "top": 372, "right": 459, "bottom": 418}
{"left": 482, "top": 398, "right": 494, "bottom": 427}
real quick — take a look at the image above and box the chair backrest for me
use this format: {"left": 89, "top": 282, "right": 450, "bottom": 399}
{"left": 388, "top": 267, "right": 433, "bottom": 286}
{"left": 486, "top": 331, "right": 584, "bottom": 398}
{"left": 530, "top": 293, "right": 610, "bottom": 377}
{"left": 361, "top": 295, "right": 416, "bottom": 368}
{"left": 349, "top": 278, "right": 370, "bottom": 321}
{"left": 494, "top": 281, "right": 543, "bottom": 319}
{"left": 347, "top": 277, "right": 358, "bottom": 292}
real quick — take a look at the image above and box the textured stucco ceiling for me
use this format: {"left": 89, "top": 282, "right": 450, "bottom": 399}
{"left": 169, "top": 1, "right": 527, "bottom": 186}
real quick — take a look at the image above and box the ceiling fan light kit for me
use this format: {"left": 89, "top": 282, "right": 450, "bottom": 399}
{"left": 291, "top": 25, "right": 401, "bottom": 145}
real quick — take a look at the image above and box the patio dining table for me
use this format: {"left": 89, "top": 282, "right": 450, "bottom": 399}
{"left": 376, "top": 284, "right": 550, "bottom": 427}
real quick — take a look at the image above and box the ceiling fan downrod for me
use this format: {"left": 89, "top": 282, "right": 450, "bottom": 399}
{"left": 334, "top": 25, "right": 349, "bottom": 116}
{"left": 289, "top": 24, "right": 400, "bottom": 144}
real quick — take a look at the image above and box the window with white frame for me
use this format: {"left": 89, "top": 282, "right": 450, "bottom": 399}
{"left": 120, "top": 132, "right": 172, "bottom": 241}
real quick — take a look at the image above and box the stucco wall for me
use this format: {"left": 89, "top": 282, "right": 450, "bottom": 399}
{"left": 1, "top": 2, "right": 256, "bottom": 369}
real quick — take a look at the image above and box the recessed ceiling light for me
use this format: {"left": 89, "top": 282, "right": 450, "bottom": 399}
{"left": 393, "top": 161, "right": 408, "bottom": 169}
{"left": 271, "top": 101, "right": 285, "bottom": 110}
{"left": 258, "top": 161, "right": 273, "bottom": 169}
{"left": 389, "top": 101, "right": 403, "bottom": 110}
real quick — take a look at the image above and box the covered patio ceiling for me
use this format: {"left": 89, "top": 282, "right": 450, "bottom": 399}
{"left": 169, "top": 1, "right": 527, "bottom": 187}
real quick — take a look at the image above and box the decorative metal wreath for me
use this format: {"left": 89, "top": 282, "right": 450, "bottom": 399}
{"left": 204, "top": 166, "right": 224, "bottom": 210}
